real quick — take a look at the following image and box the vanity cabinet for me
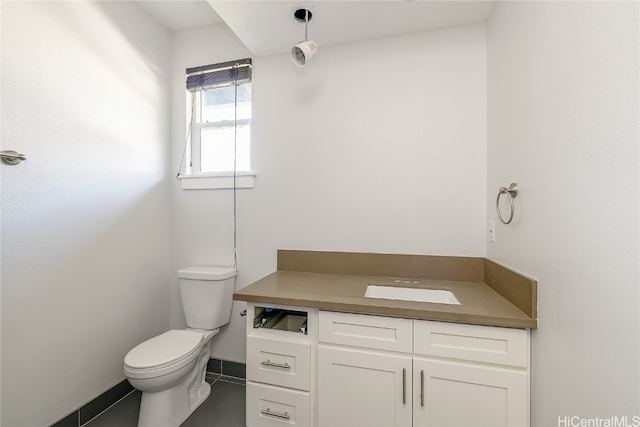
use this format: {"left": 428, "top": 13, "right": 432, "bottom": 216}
{"left": 317, "top": 311, "right": 530, "bottom": 427}
{"left": 245, "top": 305, "right": 530, "bottom": 427}
{"left": 245, "top": 303, "right": 316, "bottom": 427}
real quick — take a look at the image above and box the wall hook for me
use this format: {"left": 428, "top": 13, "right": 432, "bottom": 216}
{"left": 1, "top": 150, "right": 27, "bottom": 165}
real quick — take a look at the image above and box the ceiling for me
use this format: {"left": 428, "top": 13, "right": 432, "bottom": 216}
{"left": 135, "top": 1, "right": 495, "bottom": 57}
{"left": 134, "top": 1, "right": 222, "bottom": 32}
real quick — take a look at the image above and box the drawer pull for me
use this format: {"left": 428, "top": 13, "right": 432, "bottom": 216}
{"left": 261, "top": 359, "right": 291, "bottom": 370}
{"left": 261, "top": 408, "right": 291, "bottom": 420}
{"left": 420, "top": 370, "right": 425, "bottom": 407}
{"left": 402, "top": 368, "right": 406, "bottom": 405}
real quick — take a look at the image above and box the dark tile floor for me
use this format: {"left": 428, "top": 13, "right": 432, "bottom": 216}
{"left": 84, "top": 374, "right": 245, "bottom": 427}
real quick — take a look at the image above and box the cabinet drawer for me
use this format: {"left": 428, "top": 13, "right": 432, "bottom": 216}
{"left": 247, "top": 382, "right": 310, "bottom": 427}
{"left": 413, "top": 320, "right": 529, "bottom": 368}
{"left": 319, "top": 311, "right": 413, "bottom": 353}
{"left": 247, "top": 335, "right": 311, "bottom": 391}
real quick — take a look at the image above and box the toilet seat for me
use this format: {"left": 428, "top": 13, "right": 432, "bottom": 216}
{"left": 124, "top": 330, "right": 203, "bottom": 379}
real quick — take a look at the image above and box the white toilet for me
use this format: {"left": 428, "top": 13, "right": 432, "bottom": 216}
{"left": 124, "top": 266, "right": 236, "bottom": 427}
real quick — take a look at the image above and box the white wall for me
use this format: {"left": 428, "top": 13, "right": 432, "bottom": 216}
{"left": 487, "top": 1, "right": 639, "bottom": 424}
{"left": 1, "top": 2, "right": 172, "bottom": 425}
{"left": 0, "top": 2, "right": 3, "bottom": 422}
{"left": 171, "top": 23, "right": 487, "bottom": 362}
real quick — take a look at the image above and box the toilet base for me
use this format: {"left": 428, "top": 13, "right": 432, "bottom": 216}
{"left": 138, "top": 379, "right": 210, "bottom": 427}
{"left": 135, "top": 329, "right": 217, "bottom": 427}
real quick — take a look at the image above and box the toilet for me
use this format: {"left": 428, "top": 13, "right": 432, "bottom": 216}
{"left": 124, "top": 266, "right": 236, "bottom": 427}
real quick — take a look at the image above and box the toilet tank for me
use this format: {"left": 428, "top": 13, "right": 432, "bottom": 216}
{"left": 178, "top": 266, "right": 236, "bottom": 330}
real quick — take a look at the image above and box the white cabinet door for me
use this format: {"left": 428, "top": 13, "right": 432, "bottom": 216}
{"left": 413, "top": 357, "right": 528, "bottom": 427}
{"left": 317, "top": 345, "right": 412, "bottom": 427}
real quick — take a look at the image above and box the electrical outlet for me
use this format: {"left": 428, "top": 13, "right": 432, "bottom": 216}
{"left": 488, "top": 220, "right": 496, "bottom": 242}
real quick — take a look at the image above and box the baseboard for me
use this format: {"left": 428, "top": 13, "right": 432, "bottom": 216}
{"left": 207, "top": 358, "right": 246, "bottom": 379}
{"left": 50, "top": 380, "right": 134, "bottom": 427}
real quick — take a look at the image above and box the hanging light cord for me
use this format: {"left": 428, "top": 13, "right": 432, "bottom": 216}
{"left": 176, "top": 68, "right": 240, "bottom": 272}
{"left": 232, "top": 64, "right": 239, "bottom": 273}
{"left": 176, "top": 68, "right": 240, "bottom": 273}
{"left": 176, "top": 95, "right": 196, "bottom": 178}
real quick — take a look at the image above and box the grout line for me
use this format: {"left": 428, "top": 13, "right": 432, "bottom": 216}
{"left": 79, "top": 389, "right": 137, "bottom": 427}
{"left": 217, "top": 375, "right": 246, "bottom": 385}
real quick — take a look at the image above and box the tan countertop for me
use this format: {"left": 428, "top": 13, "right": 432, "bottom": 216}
{"left": 234, "top": 269, "right": 537, "bottom": 329}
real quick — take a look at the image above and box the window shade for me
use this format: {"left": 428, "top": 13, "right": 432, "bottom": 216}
{"left": 186, "top": 58, "right": 252, "bottom": 92}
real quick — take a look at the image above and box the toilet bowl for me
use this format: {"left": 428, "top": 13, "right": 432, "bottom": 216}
{"left": 124, "top": 266, "right": 236, "bottom": 427}
{"left": 124, "top": 328, "right": 217, "bottom": 426}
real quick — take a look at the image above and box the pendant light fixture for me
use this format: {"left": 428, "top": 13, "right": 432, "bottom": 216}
{"left": 290, "top": 8, "right": 317, "bottom": 67}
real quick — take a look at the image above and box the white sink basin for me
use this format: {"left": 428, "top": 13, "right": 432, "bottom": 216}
{"left": 365, "top": 285, "right": 461, "bottom": 305}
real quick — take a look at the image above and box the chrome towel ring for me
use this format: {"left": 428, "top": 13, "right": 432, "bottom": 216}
{"left": 496, "top": 183, "right": 518, "bottom": 224}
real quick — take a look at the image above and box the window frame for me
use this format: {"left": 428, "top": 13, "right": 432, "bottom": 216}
{"left": 179, "top": 59, "right": 255, "bottom": 190}
{"left": 190, "top": 87, "right": 252, "bottom": 176}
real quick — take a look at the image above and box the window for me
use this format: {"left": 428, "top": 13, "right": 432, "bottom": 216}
{"left": 181, "top": 59, "right": 254, "bottom": 189}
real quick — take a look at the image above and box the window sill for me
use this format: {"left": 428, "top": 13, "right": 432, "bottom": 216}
{"left": 179, "top": 172, "right": 256, "bottom": 190}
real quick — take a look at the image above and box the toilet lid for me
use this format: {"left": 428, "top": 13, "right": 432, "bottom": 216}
{"left": 124, "top": 330, "right": 203, "bottom": 370}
